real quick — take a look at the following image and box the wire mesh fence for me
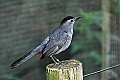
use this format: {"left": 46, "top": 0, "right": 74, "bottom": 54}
{"left": 0, "top": 0, "right": 120, "bottom": 80}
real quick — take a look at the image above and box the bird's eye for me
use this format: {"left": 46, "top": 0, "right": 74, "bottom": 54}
{"left": 71, "top": 20, "right": 73, "bottom": 22}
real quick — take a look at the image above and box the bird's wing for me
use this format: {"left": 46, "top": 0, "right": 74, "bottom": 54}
{"left": 33, "top": 36, "right": 50, "bottom": 53}
{"left": 55, "top": 32, "right": 72, "bottom": 54}
{"left": 42, "top": 29, "right": 71, "bottom": 56}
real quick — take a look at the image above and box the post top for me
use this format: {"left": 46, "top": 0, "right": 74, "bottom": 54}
{"left": 46, "top": 59, "right": 82, "bottom": 69}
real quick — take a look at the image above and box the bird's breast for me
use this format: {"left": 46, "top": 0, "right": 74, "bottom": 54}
{"left": 67, "top": 31, "right": 73, "bottom": 39}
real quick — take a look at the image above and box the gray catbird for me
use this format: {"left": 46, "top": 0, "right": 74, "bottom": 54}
{"left": 10, "top": 16, "right": 81, "bottom": 69}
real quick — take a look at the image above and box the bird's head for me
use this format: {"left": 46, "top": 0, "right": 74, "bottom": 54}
{"left": 60, "top": 16, "right": 81, "bottom": 27}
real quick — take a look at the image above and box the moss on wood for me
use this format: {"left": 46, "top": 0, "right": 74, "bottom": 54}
{"left": 46, "top": 60, "right": 83, "bottom": 80}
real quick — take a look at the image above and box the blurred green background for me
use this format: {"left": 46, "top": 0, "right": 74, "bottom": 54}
{"left": 0, "top": 0, "right": 120, "bottom": 80}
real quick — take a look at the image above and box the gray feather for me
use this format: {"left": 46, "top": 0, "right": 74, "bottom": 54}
{"left": 42, "top": 28, "right": 72, "bottom": 56}
{"left": 10, "top": 50, "right": 36, "bottom": 69}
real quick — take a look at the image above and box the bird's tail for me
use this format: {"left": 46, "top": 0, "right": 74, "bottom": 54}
{"left": 10, "top": 50, "right": 37, "bottom": 69}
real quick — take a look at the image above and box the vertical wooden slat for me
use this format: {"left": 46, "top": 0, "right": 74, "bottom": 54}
{"left": 101, "top": 0, "right": 111, "bottom": 80}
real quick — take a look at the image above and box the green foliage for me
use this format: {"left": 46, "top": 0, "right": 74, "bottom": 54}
{"left": 71, "top": 10, "right": 103, "bottom": 78}
{"left": 115, "top": 3, "right": 120, "bottom": 13}
{"left": 90, "top": 51, "right": 102, "bottom": 65}
{"left": 71, "top": 9, "right": 120, "bottom": 80}
{"left": 74, "top": 10, "right": 102, "bottom": 41}
{"left": 71, "top": 9, "right": 119, "bottom": 61}
{"left": 72, "top": 9, "right": 102, "bottom": 56}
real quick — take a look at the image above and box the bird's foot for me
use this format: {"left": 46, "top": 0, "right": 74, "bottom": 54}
{"left": 50, "top": 55, "right": 65, "bottom": 67}
{"left": 54, "top": 59, "right": 61, "bottom": 65}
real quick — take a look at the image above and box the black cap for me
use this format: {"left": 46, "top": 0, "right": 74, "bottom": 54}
{"left": 60, "top": 16, "right": 74, "bottom": 25}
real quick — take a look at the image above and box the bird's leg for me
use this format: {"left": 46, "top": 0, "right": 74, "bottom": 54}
{"left": 53, "top": 56, "right": 61, "bottom": 63}
{"left": 50, "top": 55, "right": 58, "bottom": 64}
{"left": 53, "top": 56, "right": 65, "bottom": 67}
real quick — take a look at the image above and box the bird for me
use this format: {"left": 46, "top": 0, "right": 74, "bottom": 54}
{"left": 10, "top": 16, "right": 81, "bottom": 69}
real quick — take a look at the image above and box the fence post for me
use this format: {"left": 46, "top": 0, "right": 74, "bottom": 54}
{"left": 46, "top": 59, "right": 83, "bottom": 80}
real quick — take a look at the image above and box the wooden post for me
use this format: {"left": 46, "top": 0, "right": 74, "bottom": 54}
{"left": 46, "top": 60, "right": 83, "bottom": 80}
{"left": 102, "top": 0, "right": 110, "bottom": 80}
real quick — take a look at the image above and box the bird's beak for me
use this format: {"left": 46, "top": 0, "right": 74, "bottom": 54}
{"left": 74, "top": 16, "right": 81, "bottom": 21}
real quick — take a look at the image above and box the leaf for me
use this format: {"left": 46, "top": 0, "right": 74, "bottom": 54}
{"left": 91, "top": 31, "right": 102, "bottom": 42}
{"left": 90, "top": 51, "right": 101, "bottom": 65}
{"left": 71, "top": 41, "right": 85, "bottom": 54}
